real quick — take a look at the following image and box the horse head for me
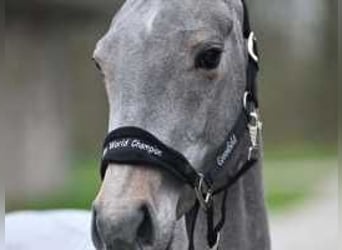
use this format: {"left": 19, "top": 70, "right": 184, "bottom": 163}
{"left": 91, "top": 0, "right": 268, "bottom": 249}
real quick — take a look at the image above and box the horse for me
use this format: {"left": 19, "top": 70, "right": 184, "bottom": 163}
{"left": 91, "top": 0, "right": 270, "bottom": 249}
{"left": 5, "top": 0, "right": 270, "bottom": 249}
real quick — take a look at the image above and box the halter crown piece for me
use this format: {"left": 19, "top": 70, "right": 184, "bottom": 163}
{"left": 100, "top": 1, "right": 261, "bottom": 249}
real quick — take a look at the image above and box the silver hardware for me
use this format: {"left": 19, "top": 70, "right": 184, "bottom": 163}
{"left": 195, "top": 174, "right": 212, "bottom": 211}
{"left": 247, "top": 32, "right": 258, "bottom": 62}
{"left": 243, "top": 91, "right": 263, "bottom": 160}
{"left": 248, "top": 111, "right": 259, "bottom": 147}
{"left": 210, "top": 232, "right": 221, "bottom": 250}
{"left": 247, "top": 147, "right": 254, "bottom": 161}
{"left": 247, "top": 110, "right": 262, "bottom": 160}
{"left": 243, "top": 91, "right": 251, "bottom": 110}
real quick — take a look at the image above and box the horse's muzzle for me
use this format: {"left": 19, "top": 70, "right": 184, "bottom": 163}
{"left": 91, "top": 200, "right": 155, "bottom": 250}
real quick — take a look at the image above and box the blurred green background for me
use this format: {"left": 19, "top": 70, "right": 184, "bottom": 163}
{"left": 3, "top": 0, "right": 337, "bottom": 213}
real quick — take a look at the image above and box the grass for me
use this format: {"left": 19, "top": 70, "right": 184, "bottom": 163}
{"left": 6, "top": 159, "right": 100, "bottom": 211}
{"left": 264, "top": 158, "right": 335, "bottom": 211}
{"left": 6, "top": 146, "right": 336, "bottom": 213}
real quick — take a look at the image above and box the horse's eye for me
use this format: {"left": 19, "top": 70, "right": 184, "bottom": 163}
{"left": 195, "top": 47, "right": 223, "bottom": 70}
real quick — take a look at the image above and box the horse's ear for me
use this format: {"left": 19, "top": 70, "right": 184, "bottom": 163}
{"left": 176, "top": 186, "right": 197, "bottom": 220}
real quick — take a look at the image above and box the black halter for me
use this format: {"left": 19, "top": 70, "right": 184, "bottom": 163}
{"left": 100, "top": 1, "right": 261, "bottom": 249}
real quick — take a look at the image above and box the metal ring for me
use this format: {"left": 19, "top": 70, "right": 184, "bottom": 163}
{"left": 205, "top": 189, "right": 213, "bottom": 204}
{"left": 247, "top": 32, "right": 258, "bottom": 62}
{"left": 243, "top": 91, "right": 251, "bottom": 111}
{"left": 195, "top": 174, "right": 212, "bottom": 210}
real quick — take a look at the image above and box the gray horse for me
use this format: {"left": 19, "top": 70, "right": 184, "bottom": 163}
{"left": 91, "top": 0, "right": 270, "bottom": 249}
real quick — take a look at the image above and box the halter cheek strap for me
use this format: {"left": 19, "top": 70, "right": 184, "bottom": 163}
{"left": 99, "top": 1, "right": 260, "bottom": 249}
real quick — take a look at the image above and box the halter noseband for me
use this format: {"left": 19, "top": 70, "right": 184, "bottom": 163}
{"left": 99, "top": 1, "right": 261, "bottom": 249}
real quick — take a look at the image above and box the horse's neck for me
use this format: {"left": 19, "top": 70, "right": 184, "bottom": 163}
{"left": 193, "top": 160, "right": 270, "bottom": 250}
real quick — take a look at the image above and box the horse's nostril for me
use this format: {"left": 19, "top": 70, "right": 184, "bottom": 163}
{"left": 137, "top": 205, "right": 155, "bottom": 245}
{"left": 91, "top": 202, "right": 156, "bottom": 248}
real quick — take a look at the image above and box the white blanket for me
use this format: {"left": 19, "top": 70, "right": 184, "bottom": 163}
{"left": 5, "top": 210, "right": 95, "bottom": 250}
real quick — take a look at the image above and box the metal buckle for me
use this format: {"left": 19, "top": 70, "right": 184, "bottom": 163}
{"left": 194, "top": 174, "right": 213, "bottom": 211}
{"left": 210, "top": 232, "right": 221, "bottom": 250}
{"left": 243, "top": 91, "right": 262, "bottom": 160}
{"left": 248, "top": 111, "right": 260, "bottom": 147}
{"left": 247, "top": 109, "right": 262, "bottom": 160}
{"left": 247, "top": 32, "right": 258, "bottom": 62}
